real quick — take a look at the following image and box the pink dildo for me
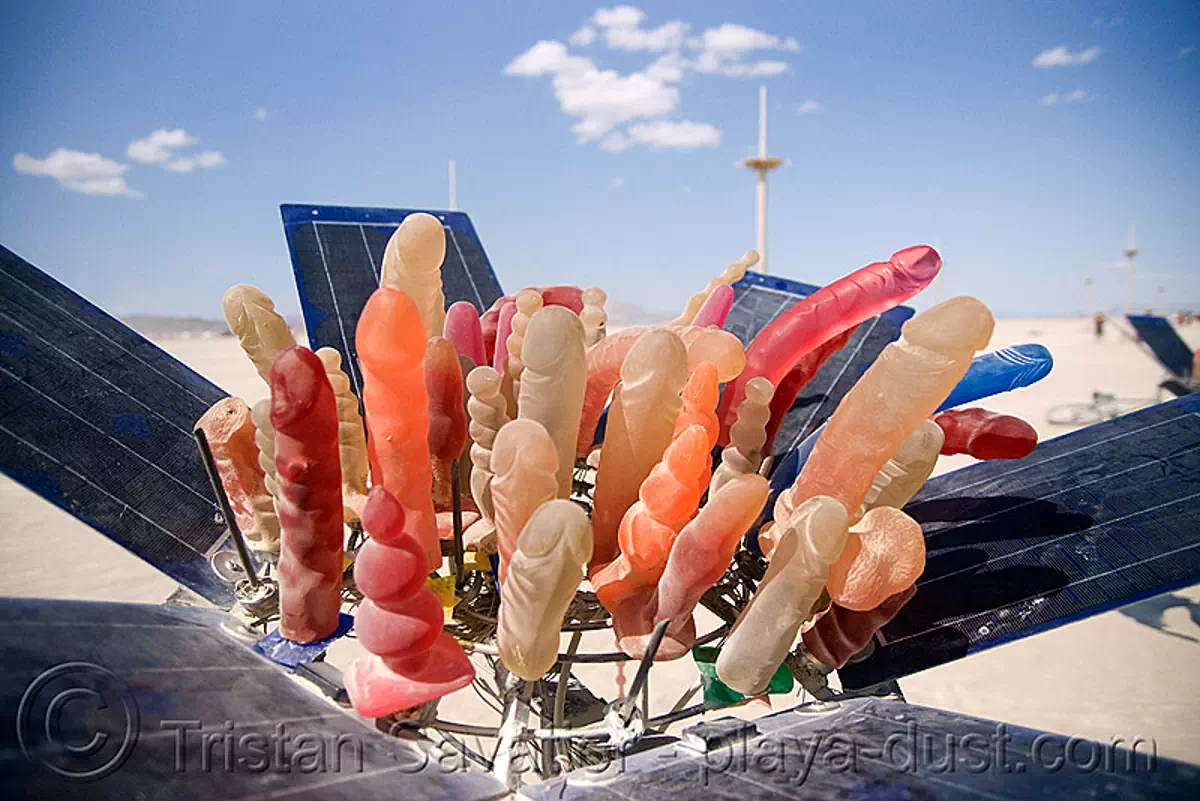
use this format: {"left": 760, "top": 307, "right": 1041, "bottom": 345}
{"left": 481, "top": 285, "right": 584, "bottom": 363}
{"left": 717, "top": 246, "right": 942, "bottom": 445}
{"left": 763, "top": 326, "right": 856, "bottom": 453}
{"left": 356, "top": 287, "right": 441, "bottom": 570}
{"left": 426, "top": 337, "right": 468, "bottom": 511}
{"left": 492, "top": 301, "right": 517, "bottom": 375}
{"left": 345, "top": 488, "right": 475, "bottom": 717}
{"left": 269, "top": 346, "right": 344, "bottom": 643}
{"left": 692, "top": 284, "right": 735, "bottom": 328}
{"left": 444, "top": 302, "right": 487, "bottom": 366}
{"left": 933, "top": 408, "right": 1038, "bottom": 460}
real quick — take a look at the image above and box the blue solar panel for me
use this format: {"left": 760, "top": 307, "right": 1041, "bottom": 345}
{"left": 0, "top": 598, "right": 504, "bottom": 799}
{"left": 281, "top": 204, "right": 504, "bottom": 400}
{"left": 0, "top": 245, "right": 235, "bottom": 607}
{"left": 839, "top": 393, "right": 1200, "bottom": 690}
{"left": 723, "top": 271, "right": 913, "bottom": 459}
{"left": 1127, "top": 314, "right": 1193, "bottom": 380}
{"left": 525, "top": 697, "right": 1197, "bottom": 800}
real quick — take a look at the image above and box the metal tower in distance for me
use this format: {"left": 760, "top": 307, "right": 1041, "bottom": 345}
{"left": 741, "top": 85, "right": 783, "bottom": 275}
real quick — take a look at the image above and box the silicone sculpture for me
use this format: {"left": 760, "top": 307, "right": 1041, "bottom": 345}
{"left": 936, "top": 343, "right": 1053, "bottom": 412}
{"left": 577, "top": 325, "right": 744, "bottom": 457}
{"left": 619, "top": 474, "right": 769, "bottom": 660}
{"left": 763, "top": 327, "right": 855, "bottom": 453}
{"left": 779, "top": 297, "right": 994, "bottom": 521}
{"left": 590, "top": 330, "right": 688, "bottom": 566}
{"left": 497, "top": 500, "right": 593, "bottom": 679}
{"left": 672, "top": 360, "right": 720, "bottom": 493}
{"left": 222, "top": 284, "right": 295, "bottom": 383}
{"left": 269, "top": 346, "right": 344, "bottom": 643}
{"left": 356, "top": 287, "right": 440, "bottom": 570}
{"left": 444, "top": 301, "right": 487, "bottom": 367}
{"left": 861, "top": 419, "right": 944, "bottom": 515}
{"left": 580, "top": 286, "right": 608, "bottom": 347}
{"left": 465, "top": 365, "right": 510, "bottom": 552}
{"left": 491, "top": 419, "right": 559, "bottom": 585}
{"left": 425, "top": 337, "right": 469, "bottom": 512}
{"left": 506, "top": 289, "right": 543, "bottom": 398}
{"left": 934, "top": 408, "right": 1038, "bottom": 460}
{"left": 803, "top": 585, "right": 918, "bottom": 668}
{"left": 249, "top": 399, "right": 282, "bottom": 553}
{"left": 710, "top": 376, "right": 774, "bottom": 496}
{"left": 692, "top": 283, "right": 735, "bottom": 329}
{"left": 592, "top": 424, "right": 711, "bottom": 613}
{"left": 826, "top": 506, "right": 925, "bottom": 612}
{"left": 717, "top": 246, "right": 942, "bottom": 444}
{"left": 345, "top": 487, "right": 475, "bottom": 716}
{"left": 481, "top": 285, "right": 585, "bottom": 363}
{"left": 671, "top": 250, "right": 758, "bottom": 326}
{"left": 516, "top": 306, "right": 587, "bottom": 498}
{"left": 315, "top": 347, "right": 369, "bottom": 520}
{"left": 716, "top": 496, "right": 849, "bottom": 695}
{"left": 195, "top": 397, "right": 279, "bottom": 553}
{"left": 380, "top": 212, "right": 447, "bottom": 338}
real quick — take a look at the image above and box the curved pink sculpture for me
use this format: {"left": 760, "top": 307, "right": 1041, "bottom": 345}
{"left": 933, "top": 408, "right": 1038, "bottom": 460}
{"left": 492, "top": 300, "right": 517, "bottom": 375}
{"left": 345, "top": 488, "right": 475, "bottom": 716}
{"left": 692, "top": 284, "right": 735, "bottom": 328}
{"left": 826, "top": 506, "right": 925, "bottom": 611}
{"left": 269, "top": 347, "right": 344, "bottom": 643}
{"left": 444, "top": 301, "right": 487, "bottom": 366}
{"left": 717, "top": 246, "right": 942, "bottom": 445}
{"left": 803, "top": 585, "right": 917, "bottom": 668}
{"left": 356, "top": 287, "right": 440, "bottom": 570}
{"left": 426, "top": 337, "right": 468, "bottom": 512}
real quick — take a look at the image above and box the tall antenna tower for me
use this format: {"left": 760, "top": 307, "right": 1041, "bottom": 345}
{"left": 741, "top": 86, "right": 783, "bottom": 275}
{"left": 1124, "top": 223, "right": 1138, "bottom": 315}
{"left": 448, "top": 160, "right": 458, "bottom": 211}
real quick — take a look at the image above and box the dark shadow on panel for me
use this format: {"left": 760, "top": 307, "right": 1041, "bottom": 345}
{"left": 1118, "top": 591, "right": 1200, "bottom": 645}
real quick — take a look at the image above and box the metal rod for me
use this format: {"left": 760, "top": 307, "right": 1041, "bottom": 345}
{"left": 617, "top": 619, "right": 669, "bottom": 723}
{"left": 550, "top": 630, "right": 584, "bottom": 771}
{"left": 193, "top": 427, "right": 258, "bottom": 588}
{"left": 450, "top": 459, "right": 465, "bottom": 588}
{"left": 469, "top": 622, "right": 728, "bottom": 664}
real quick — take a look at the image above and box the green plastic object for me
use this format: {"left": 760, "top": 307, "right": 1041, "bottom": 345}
{"left": 692, "top": 646, "right": 793, "bottom": 706}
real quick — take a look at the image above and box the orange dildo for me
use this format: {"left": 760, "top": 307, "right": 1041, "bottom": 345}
{"left": 933, "top": 407, "right": 1038, "bottom": 460}
{"left": 803, "top": 585, "right": 918, "bottom": 668}
{"left": 491, "top": 419, "right": 559, "bottom": 585}
{"left": 592, "top": 424, "right": 711, "bottom": 614}
{"left": 577, "top": 325, "right": 744, "bottom": 457}
{"left": 672, "top": 360, "right": 720, "bottom": 495}
{"left": 380, "top": 213, "right": 447, "bottom": 338}
{"left": 590, "top": 330, "right": 689, "bottom": 567}
{"left": 717, "top": 246, "right": 942, "bottom": 446}
{"left": 780, "top": 297, "right": 994, "bottom": 522}
{"left": 195, "top": 397, "right": 279, "bottom": 552}
{"left": 425, "top": 337, "right": 468, "bottom": 512}
{"left": 345, "top": 488, "right": 475, "bottom": 717}
{"left": 826, "top": 506, "right": 925, "bottom": 611}
{"left": 269, "top": 347, "right": 344, "bottom": 643}
{"left": 356, "top": 287, "right": 440, "bottom": 570}
{"left": 617, "top": 474, "right": 769, "bottom": 660}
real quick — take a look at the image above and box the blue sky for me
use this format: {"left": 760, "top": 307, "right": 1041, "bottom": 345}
{"left": 2, "top": 1, "right": 1197, "bottom": 320}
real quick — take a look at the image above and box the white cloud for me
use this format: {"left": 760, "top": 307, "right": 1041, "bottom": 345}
{"left": 570, "top": 26, "right": 597, "bottom": 46}
{"left": 126, "top": 128, "right": 199, "bottom": 163}
{"left": 254, "top": 107, "right": 269, "bottom": 121}
{"left": 688, "top": 22, "right": 799, "bottom": 76}
{"left": 1180, "top": 46, "right": 1195, "bottom": 59}
{"left": 643, "top": 51, "right": 687, "bottom": 83}
{"left": 12, "top": 148, "right": 142, "bottom": 197}
{"left": 602, "top": 120, "right": 721, "bottom": 152}
{"left": 590, "top": 6, "right": 688, "bottom": 51}
{"left": 721, "top": 60, "right": 789, "bottom": 77}
{"left": 1040, "top": 89, "right": 1087, "bottom": 106}
{"left": 797, "top": 99, "right": 823, "bottom": 114}
{"left": 1033, "top": 45, "right": 1102, "bottom": 68}
{"left": 503, "top": 40, "right": 592, "bottom": 77}
{"left": 608, "top": 176, "right": 625, "bottom": 188}
{"left": 165, "top": 151, "right": 226, "bottom": 172}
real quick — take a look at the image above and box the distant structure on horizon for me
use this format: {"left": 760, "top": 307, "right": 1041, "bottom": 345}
{"left": 742, "top": 86, "right": 783, "bottom": 275}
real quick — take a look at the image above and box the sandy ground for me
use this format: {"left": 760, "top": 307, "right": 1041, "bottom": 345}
{"left": 2, "top": 317, "right": 1198, "bottom": 764}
